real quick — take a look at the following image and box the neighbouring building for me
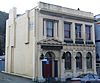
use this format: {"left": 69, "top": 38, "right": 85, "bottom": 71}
{"left": 94, "top": 15, "right": 100, "bottom": 76}
{"left": 5, "top": 2, "right": 96, "bottom": 82}
{"left": 0, "top": 11, "right": 8, "bottom": 71}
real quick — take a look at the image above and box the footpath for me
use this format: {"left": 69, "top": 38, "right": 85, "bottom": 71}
{"left": 0, "top": 72, "right": 71, "bottom": 83}
{"left": 0, "top": 72, "right": 33, "bottom": 83}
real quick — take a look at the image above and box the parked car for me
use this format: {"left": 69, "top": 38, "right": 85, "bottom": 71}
{"left": 71, "top": 73, "right": 100, "bottom": 83}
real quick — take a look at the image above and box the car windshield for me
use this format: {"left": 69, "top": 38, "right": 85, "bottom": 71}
{"left": 77, "top": 73, "right": 100, "bottom": 79}
{"left": 77, "top": 74, "right": 87, "bottom": 78}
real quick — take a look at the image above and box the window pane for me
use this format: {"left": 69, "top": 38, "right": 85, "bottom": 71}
{"left": 64, "top": 22, "right": 71, "bottom": 38}
{"left": 64, "top": 52, "right": 71, "bottom": 70}
{"left": 86, "top": 53, "right": 92, "bottom": 69}
{"left": 76, "top": 52, "right": 82, "bottom": 69}
{"left": 46, "top": 20, "right": 54, "bottom": 37}
{"left": 75, "top": 24, "right": 81, "bottom": 39}
{"left": 85, "top": 25, "right": 91, "bottom": 40}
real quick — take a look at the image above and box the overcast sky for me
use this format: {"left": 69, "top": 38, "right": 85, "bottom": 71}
{"left": 0, "top": 0, "right": 100, "bottom": 15}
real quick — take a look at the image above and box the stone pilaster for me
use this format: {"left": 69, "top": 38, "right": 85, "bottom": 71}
{"left": 92, "top": 51, "right": 97, "bottom": 74}
{"left": 72, "top": 23, "right": 75, "bottom": 43}
{"left": 72, "top": 51, "right": 76, "bottom": 77}
{"left": 43, "top": 20, "right": 46, "bottom": 39}
{"left": 54, "top": 21, "right": 58, "bottom": 39}
{"left": 82, "top": 24, "right": 85, "bottom": 44}
{"left": 83, "top": 54, "right": 86, "bottom": 73}
{"left": 37, "top": 45, "right": 45, "bottom": 82}
{"left": 58, "top": 20, "right": 63, "bottom": 41}
{"left": 60, "top": 50, "right": 65, "bottom": 81}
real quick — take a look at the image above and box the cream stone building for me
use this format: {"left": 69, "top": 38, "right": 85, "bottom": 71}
{"left": 5, "top": 2, "right": 96, "bottom": 82}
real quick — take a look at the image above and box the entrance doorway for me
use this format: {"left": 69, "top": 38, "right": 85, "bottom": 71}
{"left": 42, "top": 52, "right": 58, "bottom": 78}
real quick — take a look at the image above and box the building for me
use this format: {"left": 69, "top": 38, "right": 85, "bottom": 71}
{"left": 94, "top": 15, "right": 100, "bottom": 76}
{"left": 0, "top": 11, "right": 8, "bottom": 72}
{"left": 0, "top": 56, "right": 5, "bottom": 71}
{"left": 5, "top": 2, "right": 96, "bottom": 82}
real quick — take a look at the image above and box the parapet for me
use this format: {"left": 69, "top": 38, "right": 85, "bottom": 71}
{"left": 38, "top": 2, "right": 94, "bottom": 19}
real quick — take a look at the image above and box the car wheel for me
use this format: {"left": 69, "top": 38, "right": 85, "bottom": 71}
{"left": 86, "top": 81, "right": 91, "bottom": 83}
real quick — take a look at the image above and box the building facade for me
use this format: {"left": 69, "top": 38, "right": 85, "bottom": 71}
{"left": 5, "top": 2, "right": 96, "bottom": 82}
{"left": 94, "top": 15, "right": 100, "bottom": 76}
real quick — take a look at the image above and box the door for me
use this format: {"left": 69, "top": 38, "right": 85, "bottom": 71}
{"left": 42, "top": 60, "right": 52, "bottom": 78}
{"left": 54, "top": 60, "right": 58, "bottom": 77}
{"left": 42, "top": 52, "right": 58, "bottom": 78}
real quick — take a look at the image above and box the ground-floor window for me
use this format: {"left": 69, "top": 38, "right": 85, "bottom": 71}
{"left": 62, "top": 52, "right": 71, "bottom": 70}
{"left": 76, "top": 52, "right": 82, "bottom": 69}
{"left": 86, "top": 52, "right": 92, "bottom": 69}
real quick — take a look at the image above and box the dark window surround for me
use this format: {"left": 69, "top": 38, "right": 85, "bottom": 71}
{"left": 75, "top": 39, "right": 84, "bottom": 44}
{"left": 64, "top": 39, "right": 73, "bottom": 43}
{"left": 41, "top": 45, "right": 63, "bottom": 50}
{"left": 85, "top": 41, "right": 94, "bottom": 44}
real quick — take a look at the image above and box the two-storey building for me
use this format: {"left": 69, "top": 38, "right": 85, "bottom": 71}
{"left": 94, "top": 15, "right": 100, "bottom": 76}
{"left": 5, "top": 2, "right": 96, "bottom": 82}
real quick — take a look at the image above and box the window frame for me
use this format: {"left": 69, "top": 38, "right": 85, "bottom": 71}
{"left": 64, "top": 52, "right": 72, "bottom": 70}
{"left": 76, "top": 52, "right": 82, "bottom": 70}
{"left": 85, "top": 25, "right": 92, "bottom": 40}
{"left": 75, "top": 23, "right": 82, "bottom": 39}
{"left": 86, "top": 52, "right": 92, "bottom": 69}
{"left": 64, "top": 22, "right": 71, "bottom": 39}
{"left": 46, "top": 20, "right": 54, "bottom": 37}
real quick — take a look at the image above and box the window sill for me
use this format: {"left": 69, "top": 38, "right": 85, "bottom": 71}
{"left": 75, "top": 38, "right": 83, "bottom": 41}
{"left": 76, "top": 69, "right": 83, "bottom": 72}
{"left": 87, "top": 69, "right": 93, "bottom": 71}
{"left": 64, "top": 39, "right": 73, "bottom": 43}
{"left": 85, "top": 40, "right": 94, "bottom": 44}
{"left": 75, "top": 39, "right": 84, "bottom": 44}
{"left": 64, "top": 69, "right": 73, "bottom": 72}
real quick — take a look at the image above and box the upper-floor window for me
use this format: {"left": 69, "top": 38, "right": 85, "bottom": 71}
{"left": 64, "top": 22, "right": 71, "bottom": 39}
{"left": 85, "top": 25, "right": 91, "bottom": 40}
{"left": 75, "top": 24, "right": 82, "bottom": 39}
{"left": 45, "top": 20, "right": 54, "bottom": 37}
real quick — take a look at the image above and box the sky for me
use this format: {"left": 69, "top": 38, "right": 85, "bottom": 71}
{"left": 0, "top": 0, "right": 100, "bottom": 15}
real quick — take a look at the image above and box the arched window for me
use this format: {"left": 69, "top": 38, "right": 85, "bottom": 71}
{"left": 62, "top": 52, "right": 71, "bottom": 70}
{"left": 76, "top": 52, "right": 82, "bottom": 69}
{"left": 86, "top": 52, "right": 92, "bottom": 69}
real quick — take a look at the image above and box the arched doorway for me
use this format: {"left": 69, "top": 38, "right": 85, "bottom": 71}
{"left": 42, "top": 52, "right": 58, "bottom": 78}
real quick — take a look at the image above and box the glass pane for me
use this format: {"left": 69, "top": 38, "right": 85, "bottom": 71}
{"left": 86, "top": 53, "right": 92, "bottom": 69}
{"left": 64, "top": 23, "right": 71, "bottom": 38}
{"left": 85, "top": 25, "right": 91, "bottom": 40}
{"left": 75, "top": 24, "right": 81, "bottom": 39}
{"left": 65, "top": 52, "right": 71, "bottom": 69}
{"left": 47, "top": 30, "right": 53, "bottom": 37}
{"left": 46, "top": 20, "right": 54, "bottom": 37}
{"left": 76, "top": 52, "right": 82, "bottom": 69}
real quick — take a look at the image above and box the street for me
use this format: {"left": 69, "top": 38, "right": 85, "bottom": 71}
{"left": 0, "top": 72, "right": 33, "bottom": 83}
{"left": 0, "top": 72, "right": 71, "bottom": 83}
